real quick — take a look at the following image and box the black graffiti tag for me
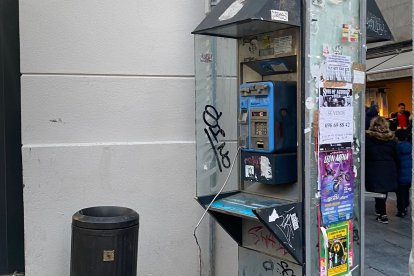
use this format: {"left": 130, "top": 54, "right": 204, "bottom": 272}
{"left": 262, "top": 260, "right": 296, "bottom": 276}
{"left": 277, "top": 261, "right": 296, "bottom": 276}
{"left": 263, "top": 260, "right": 274, "bottom": 271}
{"left": 203, "top": 105, "right": 231, "bottom": 172}
{"left": 367, "top": 13, "right": 387, "bottom": 36}
{"left": 353, "top": 226, "right": 360, "bottom": 244}
{"left": 274, "top": 208, "right": 296, "bottom": 250}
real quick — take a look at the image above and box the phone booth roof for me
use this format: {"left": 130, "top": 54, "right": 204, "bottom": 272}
{"left": 192, "top": 0, "right": 301, "bottom": 39}
{"left": 366, "top": 0, "right": 393, "bottom": 43}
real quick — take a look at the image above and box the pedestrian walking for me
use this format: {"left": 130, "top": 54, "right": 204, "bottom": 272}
{"left": 365, "top": 116, "right": 399, "bottom": 224}
{"left": 395, "top": 129, "right": 412, "bottom": 217}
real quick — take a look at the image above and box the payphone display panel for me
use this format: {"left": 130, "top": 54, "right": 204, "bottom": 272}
{"left": 240, "top": 81, "right": 297, "bottom": 153}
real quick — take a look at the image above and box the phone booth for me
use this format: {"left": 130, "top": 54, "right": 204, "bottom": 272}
{"left": 193, "top": 0, "right": 366, "bottom": 275}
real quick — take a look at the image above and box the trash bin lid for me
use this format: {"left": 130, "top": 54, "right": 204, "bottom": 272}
{"left": 72, "top": 206, "right": 139, "bottom": 230}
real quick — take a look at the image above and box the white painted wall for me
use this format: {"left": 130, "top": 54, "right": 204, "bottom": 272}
{"left": 20, "top": 1, "right": 237, "bottom": 275}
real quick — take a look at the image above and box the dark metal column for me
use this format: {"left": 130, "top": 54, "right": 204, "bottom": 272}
{"left": 0, "top": 0, "right": 24, "bottom": 274}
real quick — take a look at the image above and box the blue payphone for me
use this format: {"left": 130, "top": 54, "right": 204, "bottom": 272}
{"left": 239, "top": 81, "right": 297, "bottom": 153}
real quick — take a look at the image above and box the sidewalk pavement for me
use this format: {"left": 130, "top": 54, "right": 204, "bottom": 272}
{"left": 365, "top": 193, "right": 412, "bottom": 276}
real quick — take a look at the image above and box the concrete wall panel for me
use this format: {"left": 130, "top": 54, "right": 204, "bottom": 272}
{"left": 19, "top": 0, "right": 205, "bottom": 75}
{"left": 21, "top": 75, "right": 195, "bottom": 144}
{"left": 22, "top": 143, "right": 206, "bottom": 276}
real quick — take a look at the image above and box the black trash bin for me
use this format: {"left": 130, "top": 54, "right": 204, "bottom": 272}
{"left": 70, "top": 206, "right": 139, "bottom": 276}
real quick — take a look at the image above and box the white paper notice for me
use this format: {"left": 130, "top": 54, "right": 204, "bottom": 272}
{"left": 273, "top": 35, "right": 293, "bottom": 55}
{"left": 353, "top": 70, "right": 365, "bottom": 84}
{"left": 271, "top": 10, "right": 288, "bottom": 22}
{"left": 325, "top": 54, "right": 352, "bottom": 82}
{"left": 319, "top": 84, "right": 353, "bottom": 144}
{"left": 260, "top": 156, "right": 272, "bottom": 180}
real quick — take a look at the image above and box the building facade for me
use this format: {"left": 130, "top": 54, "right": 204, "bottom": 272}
{"left": 19, "top": 1, "right": 236, "bottom": 275}
{"left": 366, "top": 0, "right": 412, "bottom": 116}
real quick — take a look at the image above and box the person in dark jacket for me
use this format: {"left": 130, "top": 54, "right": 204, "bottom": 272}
{"left": 365, "top": 116, "right": 399, "bottom": 224}
{"left": 395, "top": 130, "right": 412, "bottom": 217}
{"left": 365, "top": 102, "right": 379, "bottom": 130}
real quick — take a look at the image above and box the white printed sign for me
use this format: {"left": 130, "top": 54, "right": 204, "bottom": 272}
{"left": 273, "top": 35, "right": 293, "bottom": 55}
{"left": 271, "top": 10, "right": 288, "bottom": 22}
{"left": 319, "top": 84, "right": 354, "bottom": 144}
{"left": 353, "top": 70, "right": 365, "bottom": 84}
{"left": 325, "top": 54, "right": 352, "bottom": 82}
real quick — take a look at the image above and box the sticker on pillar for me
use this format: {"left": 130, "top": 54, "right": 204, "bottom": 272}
{"left": 341, "top": 24, "right": 350, "bottom": 43}
{"left": 352, "top": 63, "right": 366, "bottom": 91}
{"left": 311, "top": 63, "right": 322, "bottom": 79}
{"left": 353, "top": 70, "right": 365, "bottom": 84}
{"left": 219, "top": 0, "right": 245, "bottom": 21}
{"left": 320, "top": 221, "right": 350, "bottom": 276}
{"left": 322, "top": 44, "right": 331, "bottom": 57}
{"left": 305, "top": 97, "right": 315, "bottom": 110}
{"left": 333, "top": 45, "right": 343, "bottom": 56}
{"left": 312, "top": 0, "right": 325, "bottom": 7}
{"left": 319, "top": 148, "right": 354, "bottom": 226}
{"left": 341, "top": 24, "right": 359, "bottom": 43}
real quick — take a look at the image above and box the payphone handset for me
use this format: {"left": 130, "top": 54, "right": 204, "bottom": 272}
{"left": 239, "top": 81, "right": 297, "bottom": 153}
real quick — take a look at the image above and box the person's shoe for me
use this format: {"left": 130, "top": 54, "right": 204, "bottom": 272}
{"left": 375, "top": 208, "right": 380, "bottom": 216}
{"left": 376, "top": 215, "right": 389, "bottom": 224}
{"left": 396, "top": 211, "right": 407, "bottom": 218}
